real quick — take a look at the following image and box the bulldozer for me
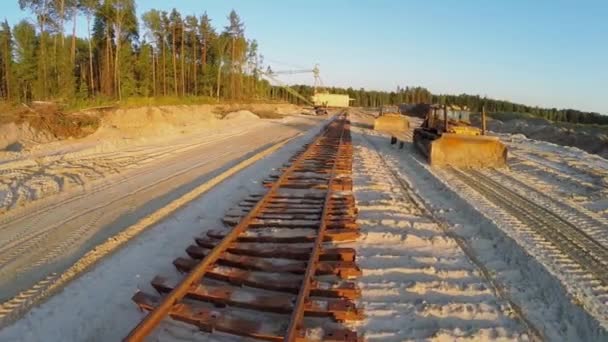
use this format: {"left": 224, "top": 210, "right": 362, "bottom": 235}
{"left": 413, "top": 105, "right": 507, "bottom": 167}
{"left": 374, "top": 105, "right": 409, "bottom": 133}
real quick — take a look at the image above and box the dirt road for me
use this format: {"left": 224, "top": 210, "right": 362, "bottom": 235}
{"left": 0, "top": 115, "right": 323, "bottom": 304}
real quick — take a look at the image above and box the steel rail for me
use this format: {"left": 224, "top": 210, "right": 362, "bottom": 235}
{"left": 451, "top": 167, "right": 608, "bottom": 285}
{"left": 467, "top": 168, "right": 608, "bottom": 263}
{"left": 124, "top": 117, "right": 339, "bottom": 341}
{"left": 283, "top": 117, "right": 348, "bottom": 341}
{"left": 489, "top": 167, "right": 608, "bottom": 247}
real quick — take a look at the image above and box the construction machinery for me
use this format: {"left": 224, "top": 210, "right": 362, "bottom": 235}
{"left": 413, "top": 105, "right": 507, "bottom": 167}
{"left": 374, "top": 105, "right": 409, "bottom": 133}
{"left": 263, "top": 63, "right": 353, "bottom": 108}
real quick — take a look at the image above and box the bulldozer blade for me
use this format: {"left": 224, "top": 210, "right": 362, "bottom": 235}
{"left": 414, "top": 131, "right": 507, "bottom": 168}
{"left": 374, "top": 114, "right": 409, "bottom": 133}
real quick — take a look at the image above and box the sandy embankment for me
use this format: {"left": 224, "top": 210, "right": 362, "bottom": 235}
{"left": 0, "top": 103, "right": 303, "bottom": 212}
{"left": 472, "top": 116, "right": 608, "bottom": 159}
{"left": 0, "top": 103, "right": 303, "bottom": 151}
{"left": 79, "top": 103, "right": 303, "bottom": 146}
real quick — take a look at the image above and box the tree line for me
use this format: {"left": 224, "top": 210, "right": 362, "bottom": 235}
{"left": 283, "top": 84, "right": 608, "bottom": 125}
{"left": 0, "top": 1, "right": 604, "bottom": 126}
{"left": 0, "top": 0, "right": 271, "bottom": 104}
{"left": 432, "top": 93, "right": 608, "bottom": 125}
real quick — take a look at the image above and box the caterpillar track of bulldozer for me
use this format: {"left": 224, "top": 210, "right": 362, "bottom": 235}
{"left": 374, "top": 105, "right": 409, "bottom": 133}
{"left": 413, "top": 106, "right": 507, "bottom": 167}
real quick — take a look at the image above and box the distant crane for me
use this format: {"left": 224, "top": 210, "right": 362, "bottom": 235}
{"left": 261, "top": 64, "right": 323, "bottom": 106}
{"left": 265, "top": 64, "right": 323, "bottom": 94}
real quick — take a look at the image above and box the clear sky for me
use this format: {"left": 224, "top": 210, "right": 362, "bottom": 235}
{"left": 2, "top": 0, "right": 607, "bottom": 114}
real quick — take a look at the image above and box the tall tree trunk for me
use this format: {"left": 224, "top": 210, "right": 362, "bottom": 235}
{"left": 162, "top": 35, "right": 166, "bottom": 96}
{"left": 115, "top": 12, "right": 122, "bottom": 100}
{"left": 53, "top": 35, "right": 59, "bottom": 91}
{"left": 180, "top": 23, "right": 185, "bottom": 96}
{"left": 216, "top": 61, "right": 221, "bottom": 100}
{"left": 230, "top": 37, "right": 235, "bottom": 99}
{"left": 172, "top": 26, "right": 178, "bottom": 96}
{"left": 201, "top": 37, "right": 207, "bottom": 95}
{"left": 4, "top": 32, "right": 10, "bottom": 100}
{"left": 87, "top": 15, "right": 94, "bottom": 95}
{"left": 59, "top": 0, "right": 65, "bottom": 47}
{"left": 39, "top": 19, "right": 47, "bottom": 98}
{"left": 115, "top": 39, "right": 121, "bottom": 100}
{"left": 201, "top": 37, "right": 207, "bottom": 70}
{"left": 192, "top": 33, "right": 197, "bottom": 96}
{"left": 104, "top": 26, "right": 113, "bottom": 96}
{"left": 71, "top": 10, "right": 77, "bottom": 63}
{"left": 56, "top": 0, "right": 65, "bottom": 95}
{"left": 150, "top": 46, "right": 156, "bottom": 96}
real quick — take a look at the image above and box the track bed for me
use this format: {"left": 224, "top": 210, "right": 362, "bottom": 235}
{"left": 127, "top": 115, "right": 363, "bottom": 341}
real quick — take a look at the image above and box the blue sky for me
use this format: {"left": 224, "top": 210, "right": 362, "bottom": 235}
{"left": 3, "top": 0, "right": 607, "bottom": 114}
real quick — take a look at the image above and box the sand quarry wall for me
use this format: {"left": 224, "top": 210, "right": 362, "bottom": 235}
{"left": 0, "top": 122, "right": 56, "bottom": 151}
{"left": 0, "top": 103, "right": 302, "bottom": 150}
{"left": 486, "top": 118, "right": 608, "bottom": 159}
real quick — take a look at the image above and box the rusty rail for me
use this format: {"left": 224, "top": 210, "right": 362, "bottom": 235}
{"left": 284, "top": 119, "right": 350, "bottom": 340}
{"left": 125, "top": 114, "right": 361, "bottom": 341}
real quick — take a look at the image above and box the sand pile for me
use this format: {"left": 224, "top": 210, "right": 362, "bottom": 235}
{"left": 222, "top": 110, "right": 260, "bottom": 121}
{"left": 91, "top": 105, "right": 220, "bottom": 142}
{"left": 215, "top": 103, "right": 302, "bottom": 119}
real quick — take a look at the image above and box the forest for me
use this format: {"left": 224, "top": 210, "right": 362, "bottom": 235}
{"left": 283, "top": 85, "right": 608, "bottom": 125}
{"left": 0, "top": 0, "right": 605, "bottom": 126}
{"left": 0, "top": 0, "right": 271, "bottom": 105}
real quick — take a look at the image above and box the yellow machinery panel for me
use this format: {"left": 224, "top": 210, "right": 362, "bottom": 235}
{"left": 312, "top": 93, "right": 352, "bottom": 107}
{"left": 414, "top": 131, "right": 507, "bottom": 168}
{"left": 374, "top": 114, "right": 409, "bottom": 133}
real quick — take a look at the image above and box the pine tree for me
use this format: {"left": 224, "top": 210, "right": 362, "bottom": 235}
{"left": 79, "top": 0, "right": 99, "bottom": 96}
{"left": 142, "top": 9, "right": 162, "bottom": 96}
{"left": 12, "top": 20, "right": 38, "bottom": 101}
{"left": 19, "top": 0, "right": 53, "bottom": 99}
{"left": 184, "top": 15, "right": 198, "bottom": 95}
{"left": 135, "top": 42, "right": 152, "bottom": 96}
{"left": 224, "top": 10, "right": 245, "bottom": 100}
{"left": 112, "top": 0, "right": 137, "bottom": 100}
{"left": 199, "top": 12, "right": 216, "bottom": 96}
{"left": 0, "top": 20, "right": 13, "bottom": 100}
{"left": 169, "top": 9, "right": 181, "bottom": 96}
{"left": 93, "top": 0, "right": 115, "bottom": 97}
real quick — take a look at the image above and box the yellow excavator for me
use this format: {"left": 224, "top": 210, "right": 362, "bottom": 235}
{"left": 374, "top": 105, "right": 409, "bottom": 132}
{"left": 413, "top": 105, "right": 507, "bottom": 167}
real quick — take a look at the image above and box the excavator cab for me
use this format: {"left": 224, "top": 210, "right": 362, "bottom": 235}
{"left": 413, "top": 106, "right": 507, "bottom": 167}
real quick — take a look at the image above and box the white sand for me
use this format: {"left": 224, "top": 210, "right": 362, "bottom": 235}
{"left": 0, "top": 106, "right": 321, "bottom": 319}
{"left": 1, "top": 109, "right": 606, "bottom": 341}
{"left": 347, "top": 134, "right": 528, "bottom": 341}
{"left": 348, "top": 110, "right": 607, "bottom": 340}
{"left": 0, "top": 117, "right": 326, "bottom": 341}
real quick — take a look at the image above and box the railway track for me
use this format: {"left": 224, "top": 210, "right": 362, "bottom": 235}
{"left": 450, "top": 167, "right": 608, "bottom": 286}
{"left": 489, "top": 168, "right": 608, "bottom": 248}
{"left": 126, "top": 115, "right": 363, "bottom": 341}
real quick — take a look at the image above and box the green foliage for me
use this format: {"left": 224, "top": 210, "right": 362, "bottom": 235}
{"left": 12, "top": 20, "right": 38, "bottom": 101}
{"left": 280, "top": 84, "right": 607, "bottom": 126}
{"left": 7, "top": 1, "right": 266, "bottom": 104}
{"left": 0, "top": 19, "right": 14, "bottom": 100}
{"left": 430, "top": 93, "right": 608, "bottom": 125}
{"left": 3, "top": 1, "right": 604, "bottom": 127}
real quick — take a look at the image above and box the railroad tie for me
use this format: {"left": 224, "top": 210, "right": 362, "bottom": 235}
{"left": 125, "top": 114, "right": 363, "bottom": 341}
